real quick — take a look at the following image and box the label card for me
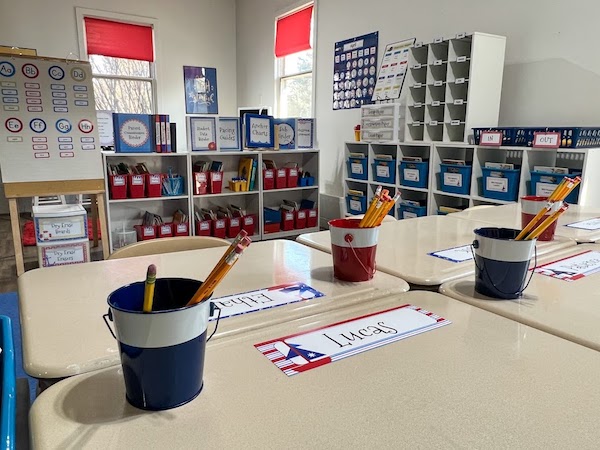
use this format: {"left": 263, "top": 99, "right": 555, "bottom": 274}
{"left": 189, "top": 116, "right": 216, "bottom": 151}
{"left": 218, "top": 117, "right": 240, "bottom": 151}
{"left": 486, "top": 176, "right": 508, "bottom": 192}
{"left": 429, "top": 244, "right": 473, "bottom": 263}
{"left": 350, "top": 199, "right": 362, "bottom": 211}
{"left": 351, "top": 163, "right": 364, "bottom": 175}
{"left": 210, "top": 283, "right": 324, "bottom": 321}
{"left": 479, "top": 131, "right": 503, "bottom": 146}
{"left": 37, "top": 217, "right": 85, "bottom": 241}
{"left": 255, "top": 304, "right": 450, "bottom": 376}
{"left": 376, "top": 165, "right": 389, "bottom": 178}
{"left": 404, "top": 168, "right": 419, "bottom": 182}
{"left": 444, "top": 172, "right": 462, "bottom": 187}
{"left": 296, "top": 118, "right": 314, "bottom": 149}
{"left": 565, "top": 217, "right": 600, "bottom": 231}
{"left": 535, "top": 182, "right": 557, "bottom": 197}
{"left": 41, "top": 243, "right": 88, "bottom": 266}
{"left": 534, "top": 250, "right": 600, "bottom": 281}
{"left": 533, "top": 132, "right": 560, "bottom": 149}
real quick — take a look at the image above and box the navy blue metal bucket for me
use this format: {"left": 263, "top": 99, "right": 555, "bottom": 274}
{"left": 104, "top": 278, "right": 214, "bottom": 411}
{"left": 472, "top": 228, "right": 536, "bottom": 300}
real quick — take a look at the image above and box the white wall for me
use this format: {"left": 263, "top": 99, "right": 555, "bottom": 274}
{"left": 236, "top": 0, "right": 600, "bottom": 197}
{"left": 0, "top": 0, "right": 237, "bottom": 212}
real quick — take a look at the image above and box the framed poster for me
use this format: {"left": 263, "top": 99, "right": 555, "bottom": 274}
{"left": 274, "top": 118, "right": 296, "bottom": 150}
{"left": 187, "top": 116, "right": 216, "bottom": 151}
{"left": 372, "top": 38, "right": 415, "bottom": 101}
{"left": 333, "top": 32, "right": 379, "bottom": 110}
{"left": 183, "top": 66, "right": 218, "bottom": 114}
{"left": 218, "top": 117, "right": 240, "bottom": 151}
{"left": 244, "top": 114, "right": 274, "bottom": 148}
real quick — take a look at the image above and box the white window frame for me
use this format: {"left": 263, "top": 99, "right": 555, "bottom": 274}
{"left": 274, "top": 1, "right": 317, "bottom": 118}
{"left": 75, "top": 7, "right": 159, "bottom": 114}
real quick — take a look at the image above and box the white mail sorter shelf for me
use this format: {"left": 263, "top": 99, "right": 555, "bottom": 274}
{"left": 405, "top": 32, "right": 506, "bottom": 144}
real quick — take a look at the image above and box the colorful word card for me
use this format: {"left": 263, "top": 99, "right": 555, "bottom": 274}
{"left": 428, "top": 244, "right": 473, "bottom": 263}
{"left": 565, "top": 217, "right": 600, "bottom": 231}
{"left": 255, "top": 304, "right": 450, "bottom": 376}
{"left": 210, "top": 283, "right": 324, "bottom": 320}
{"left": 534, "top": 250, "right": 600, "bottom": 282}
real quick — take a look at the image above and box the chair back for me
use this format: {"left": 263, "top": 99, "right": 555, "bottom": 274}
{"left": 108, "top": 236, "right": 230, "bottom": 260}
{"left": 0, "top": 316, "right": 16, "bottom": 450}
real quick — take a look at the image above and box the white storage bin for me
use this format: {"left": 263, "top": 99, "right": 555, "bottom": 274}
{"left": 37, "top": 238, "right": 90, "bottom": 268}
{"left": 33, "top": 204, "right": 88, "bottom": 243}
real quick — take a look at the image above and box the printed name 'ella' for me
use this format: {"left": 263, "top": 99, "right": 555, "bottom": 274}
{"left": 323, "top": 321, "right": 398, "bottom": 348}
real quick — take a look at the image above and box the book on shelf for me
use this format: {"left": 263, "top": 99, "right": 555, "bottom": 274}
{"left": 401, "top": 200, "right": 421, "bottom": 207}
{"left": 113, "top": 113, "right": 154, "bottom": 153}
{"left": 349, "top": 152, "right": 366, "bottom": 159}
{"left": 485, "top": 162, "right": 514, "bottom": 170}
{"left": 402, "top": 156, "right": 423, "bottom": 162}
{"left": 533, "top": 166, "right": 569, "bottom": 174}
{"left": 238, "top": 157, "right": 254, "bottom": 191}
{"left": 249, "top": 159, "right": 258, "bottom": 191}
{"left": 374, "top": 154, "right": 393, "bottom": 161}
{"left": 439, "top": 206, "right": 463, "bottom": 213}
{"left": 442, "top": 158, "right": 466, "bottom": 165}
{"left": 347, "top": 189, "right": 364, "bottom": 196}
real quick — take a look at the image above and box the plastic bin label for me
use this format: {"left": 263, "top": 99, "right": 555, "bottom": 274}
{"left": 308, "top": 210, "right": 317, "bottom": 218}
{"left": 42, "top": 244, "right": 87, "bottom": 266}
{"left": 404, "top": 168, "right": 419, "bottom": 182}
{"left": 230, "top": 218, "right": 240, "bottom": 227}
{"left": 351, "top": 163, "right": 364, "bottom": 175}
{"left": 149, "top": 174, "right": 161, "bottom": 184}
{"left": 176, "top": 224, "right": 187, "bottom": 233}
{"left": 160, "top": 225, "right": 171, "bottom": 234}
{"left": 212, "top": 172, "right": 222, "bottom": 181}
{"left": 350, "top": 199, "right": 362, "bottom": 211}
{"left": 535, "top": 182, "right": 557, "bottom": 197}
{"left": 486, "top": 176, "right": 508, "bottom": 192}
{"left": 533, "top": 132, "right": 560, "bottom": 148}
{"left": 215, "top": 220, "right": 225, "bottom": 229}
{"left": 297, "top": 211, "right": 306, "bottom": 219}
{"left": 265, "top": 171, "right": 273, "bottom": 178}
{"left": 403, "top": 211, "right": 417, "bottom": 219}
{"left": 199, "top": 222, "right": 210, "bottom": 231}
{"left": 377, "top": 165, "right": 390, "bottom": 178}
{"left": 480, "top": 131, "right": 502, "bottom": 146}
{"left": 39, "top": 218, "right": 84, "bottom": 240}
{"left": 143, "top": 226, "right": 154, "bottom": 237}
{"left": 113, "top": 176, "right": 125, "bottom": 186}
{"left": 131, "top": 175, "right": 144, "bottom": 185}
{"left": 457, "top": 56, "right": 467, "bottom": 63}
{"left": 444, "top": 172, "right": 462, "bottom": 187}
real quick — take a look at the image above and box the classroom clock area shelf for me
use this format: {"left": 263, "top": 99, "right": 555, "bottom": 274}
{"left": 103, "top": 149, "right": 320, "bottom": 252}
{"left": 344, "top": 141, "right": 600, "bottom": 220}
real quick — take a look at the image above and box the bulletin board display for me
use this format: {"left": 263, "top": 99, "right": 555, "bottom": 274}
{"left": 333, "top": 32, "right": 379, "bottom": 110}
{"left": 0, "top": 55, "right": 103, "bottom": 183}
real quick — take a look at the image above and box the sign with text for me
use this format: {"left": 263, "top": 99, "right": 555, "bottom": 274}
{"left": 479, "top": 131, "right": 503, "bottom": 146}
{"left": 565, "top": 217, "right": 600, "bottom": 231}
{"left": 534, "top": 250, "right": 600, "bottom": 281}
{"left": 255, "top": 304, "right": 450, "bottom": 376}
{"left": 429, "top": 244, "right": 473, "bottom": 263}
{"left": 217, "top": 117, "right": 240, "bottom": 151}
{"left": 188, "top": 116, "right": 216, "bottom": 151}
{"left": 210, "top": 283, "right": 324, "bottom": 321}
{"left": 533, "top": 132, "right": 561, "bottom": 149}
{"left": 244, "top": 114, "right": 273, "bottom": 148}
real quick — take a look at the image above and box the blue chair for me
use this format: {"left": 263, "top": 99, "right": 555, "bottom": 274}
{"left": 0, "top": 316, "right": 16, "bottom": 450}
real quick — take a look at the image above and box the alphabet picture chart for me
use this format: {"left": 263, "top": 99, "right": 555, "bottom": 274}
{"left": 534, "top": 250, "right": 600, "bottom": 282}
{"left": 0, "top": 55, "right": 102, "bottom": 183}
{"left": 255, "top": 304, "right": 450, "bottom": 376}
{"left": 333, "top": 32, "right": 378, "bottom": 110}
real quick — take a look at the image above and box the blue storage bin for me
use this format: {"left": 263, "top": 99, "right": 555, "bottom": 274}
{"left": 263, "top": 207, "right": 281, "bottom": 224}
{"left": 298, "top": 176, "right": 315, "bottom": 187}
{"left": 347, "top": 157, "right": 368, "bottom": 180}
{"left": 482, "top": 167, "right": 521, "bottom": 201}
{"left": 529, "top": 171, "right": 581, "bottom": 204}
{"left": 440, "top": 164, "right": 472, "bottom": 195}
{"left": 399, "top": 161, "right": 429, "bottom": 188}
{"left": 398, "top": 203, "right": 427, "bottom": 219}
{"left": 1, "top": 316, "right": 16, "bottom": 450}
{"left": 372, "top": 159, "right": 396, "bottom": 184}
{"left": 346, "top": 194, "right": 367, "bottom": 215}
{"left": 161, "top": 176, "right": 185, "bottom": 196}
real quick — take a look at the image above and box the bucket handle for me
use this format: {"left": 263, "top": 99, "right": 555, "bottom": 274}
{"left": 471, "top": 241, "right": 537, "bottom": 297}
{"left": 345, "top": 233, "right": 376, "bottom": 278}
{"left": 102, "top": 303, "right": 221, "bottom": 342}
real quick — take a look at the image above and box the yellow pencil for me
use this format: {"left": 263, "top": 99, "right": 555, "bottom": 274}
{"left": 143, "top": 264, "right": 156, "bottom": 312}
{"left": 359, "top": 186, "right": 381, "bottom": 227}
{"left": 548, "top": 178, "right": 568, "bottom": 202}
{"left": 525, "top": 204, "right": 569, "bottom": 240}
{"left": 365, "top": 194, "right": 388, "bottom": 228}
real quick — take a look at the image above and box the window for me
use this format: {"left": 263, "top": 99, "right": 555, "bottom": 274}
{"left": 81, "top": 15, "right": 156, "bottom": 114}
{"left": 275, "top": 4, "right": 314, "bottom": 117}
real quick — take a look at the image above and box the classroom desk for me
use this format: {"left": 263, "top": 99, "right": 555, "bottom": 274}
{"left": 18, "top": 240, "right": 408, "bottom": 379}
{"left": 454, "top": 203, "right": 600, "bottom": 243}
{"left": 296, "top": 215, "right": 574, "bottom": 285}
{"left": 440, "top": 244, "right": 600, "bottom": 352}
{"left": 29, "top": 291, "right": 600, "bottom": 449}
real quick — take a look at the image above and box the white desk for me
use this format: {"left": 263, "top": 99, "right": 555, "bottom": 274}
{"left": 296, "top": 215, "right": 574, "bottom": 285}
{"left": 18, "top": 240, "right": 408, "bottom": 379}
{"left": 440, "top": 244, "right": 600, "bottom": 351}
{"left": 30, "top": 291, "right": 600, "bottom": 449}
{"left": 454, "top": 203, "right": 600, "bottom": 243}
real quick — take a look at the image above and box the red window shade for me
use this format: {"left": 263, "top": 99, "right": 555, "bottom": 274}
{"left": 84, "top": 17, "right": 154, "bottom": 62}
{"left": 275, "top": 5, "right": 313, "bottom": 58}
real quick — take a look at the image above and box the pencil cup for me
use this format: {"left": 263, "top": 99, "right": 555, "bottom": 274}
{"left": 104, "top": 278, "right": 214, "bottom": 411}
{"left": 521, "top": 196, "right": 562, "bottom": 241}
{"left": 472, "top": 228, "right": 536, "bottom": 300}
{"left": 329, "top": 218, "right": 378, "bottom": 282}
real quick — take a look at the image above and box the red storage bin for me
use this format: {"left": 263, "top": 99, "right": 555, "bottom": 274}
{"left": 135, "top": 225, "right": 156, "bottom": 241}
{"left": 294, "top": 209, "right": 307, "bottom": 229}
{"left": 194, "top": 172, "right": 209, "bottom": 195}
{"left": 195, "top": 219, "right": 212, "bottom": 236}
{"left": 227, "top": 217, "right": 241, "bottom": 238}
{"left": 157, "top": 223, "right": 173, "bottom": 238}
{"left": 275, "top": 169, "right": 287, "bottom": 189}
{"left": 281, "top": 210, "right": 294, "bottom": 231}
{"left": 128, "top": 174, "right": 146, "bottom": 198}
{"left": 209, "top": 171, "right": 223, "bottom": 194}
{"left": 109, "top": 175, "right": 127, "bottom": 199}
{"left": 212, "top": 218, "right": 227, "bottom": 238}
{"left": 264, "top": 222, "right": 280, "bottom": 234}
{"left": 242, "top": 214, "right": 256, "bottom": 236}
{"left": 146, "top": 173, "right": 163, "bottom": 198}
{"left": 173, "top": 222, "right": 189, "bottom": 236}
{"left": 306, "top": 208, "right": 318, "bottom": 228}
{"left": 263, "top": 169, "right": 275, "bottom": 190}
{"left": 287, "top": 167, "right": 299, "bottom": 188}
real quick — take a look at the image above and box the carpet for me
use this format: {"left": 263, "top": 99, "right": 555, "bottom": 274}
{"left": 0, "top": 291, "right": 36, "bottom": 402}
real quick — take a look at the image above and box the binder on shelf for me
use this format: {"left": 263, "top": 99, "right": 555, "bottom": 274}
{"left": 113, "top": 113, "right": 154, "bottom": 153}
{"left": 274, "top": 118, "right": 296, "bottom": 150}
{"left": 154, "top": 115, "right": 162, "bottom": 153}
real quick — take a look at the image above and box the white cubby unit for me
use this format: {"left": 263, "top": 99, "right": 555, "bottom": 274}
{"left": 343, "top": 141, "right": 600, "bottom": 220}
{"left": 103, "top": 149, "right": 320, "bottom": 253}
{"left": 405, "top": 32, "right": 506, "bottom": 143}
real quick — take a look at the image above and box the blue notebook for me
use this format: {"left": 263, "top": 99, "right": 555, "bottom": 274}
{"left": 113, "top": 114, "right": 154, "bottom": 153}
{"left": 274, "top": 118, "right": 296, "bottom": 149}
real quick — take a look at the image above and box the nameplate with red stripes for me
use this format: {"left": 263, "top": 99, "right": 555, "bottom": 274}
{"left": 255, "top": 304, "right": 451, "bottom": 376}
{"left": 534, "top": 250, "right": 600, "bottom": 282}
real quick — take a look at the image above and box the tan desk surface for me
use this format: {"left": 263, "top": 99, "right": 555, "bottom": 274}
{"left": 440, "top": 244, "right": 600, "bottom": 351}
{"left": 296, "top": 215, "right": 574, "bottom": 285}
{"left": 30, "top": 291, "right": 600, "bottom": 450}
{"left": 454, "top": 203, "right": 600, "bottom": 243}
{"left": 18, "top": 240, "right": 408, "bottom": 379}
